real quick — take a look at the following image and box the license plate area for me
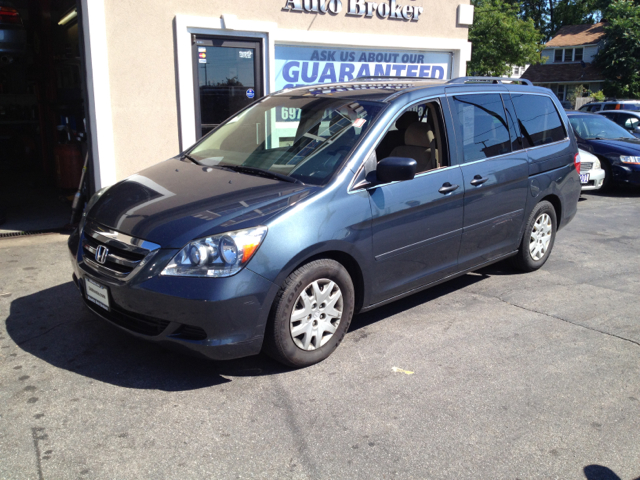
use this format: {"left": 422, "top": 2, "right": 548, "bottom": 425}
{"left": 579, "top": 173, "right": 590, "bottom": 184}
{"left": 85, "top": 277, "right": 110, "bottom": 311}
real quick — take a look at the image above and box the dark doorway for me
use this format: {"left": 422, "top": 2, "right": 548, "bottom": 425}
{"left": 0, "top": 0, "right": 86, "bottom": 233}
{"left": 193, "top": 35, "right": 263, "bottom": 138}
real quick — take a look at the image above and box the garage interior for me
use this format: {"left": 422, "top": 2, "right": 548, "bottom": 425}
{"left": 0, "top": 0, "right": 87, "bottom": 234}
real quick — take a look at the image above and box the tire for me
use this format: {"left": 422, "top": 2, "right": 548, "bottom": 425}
{"left": 264, "top": 259, "right": 355, "bottom": 368}
{"left": 511, "top": 200, "right": 557, "bottom": 272}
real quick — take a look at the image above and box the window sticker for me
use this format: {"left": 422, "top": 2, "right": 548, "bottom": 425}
{"left": 239, "top": 50, "right": 253, "bottom": 59}
{"left": 353, "top": 118, "right": 366, "bottom": 128}
{"left": 198, "top": 47, "right": 206, "bottom": 53}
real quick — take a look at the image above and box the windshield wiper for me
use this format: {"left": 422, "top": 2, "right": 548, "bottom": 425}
{"left": 224, "top": 165, "right": 303, "bottom": 184}
{"left": 181, "top": 154, "right": 200, "bottom": 165}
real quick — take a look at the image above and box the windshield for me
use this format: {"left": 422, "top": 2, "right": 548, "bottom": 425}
{"left": 188, "top": 96, "right": 384, "bottom": 185}
{"left": 569, "top": 115, "right": 635, "bottom": 140}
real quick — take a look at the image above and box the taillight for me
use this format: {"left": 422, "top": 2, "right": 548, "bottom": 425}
{"left": 574, "top": 152, "right": 581, "bottom": 173}
{"left": 0, "top": 6, "right": 21, "bottom": 25}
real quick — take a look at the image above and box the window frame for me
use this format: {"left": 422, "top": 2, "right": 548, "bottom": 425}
{"left": 348, "top": 95, "right": 453, "bottom": 192}
{"left": 448, "top": 92, "right": 514, "bottom": 165}
{"left": 509, "top": 93, "right": 570, "bottom": 150}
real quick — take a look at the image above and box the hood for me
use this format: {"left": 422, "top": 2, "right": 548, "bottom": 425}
{"left": 89, "top": 158, "right": 314, "bottom": 248}
{"left": 590, "top": 137, "right": 640, "bottom": 155}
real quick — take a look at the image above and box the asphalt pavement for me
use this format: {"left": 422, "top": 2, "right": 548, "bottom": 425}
{"left": 1, "top": 188, "right": 639, "bottom": 480}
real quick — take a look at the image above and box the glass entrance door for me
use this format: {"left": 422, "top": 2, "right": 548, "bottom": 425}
{"left": 193, "top": 36, "right": 263, "bottom": 138}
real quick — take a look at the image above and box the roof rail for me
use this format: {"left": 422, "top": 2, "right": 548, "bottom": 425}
{"left": 447, "top": 76, "right": 533, "bottom": 86}
{"left": 353, "top": 76, "right": 439, "bottom": 82}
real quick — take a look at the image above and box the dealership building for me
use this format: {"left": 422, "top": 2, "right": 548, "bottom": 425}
{"left": 0, "top": 0, "right": 473, "bottom": 233}
{"left": 82, "top": 0, "right": 473, "bottom": 190}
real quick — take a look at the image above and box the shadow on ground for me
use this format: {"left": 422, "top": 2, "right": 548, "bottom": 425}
{"left": 583, "top": 464, "right": 640, "bottom": 480}
{"left": 6, "top": 266, "right": 506, "bottom": 391}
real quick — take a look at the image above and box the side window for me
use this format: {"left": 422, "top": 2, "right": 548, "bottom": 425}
{"left": 624, "top": 116, "right": 639, "bottom": 130}
{"left": 511, "top": 94, "right": 567, "bottom": 148}
{"left": 502, "top": 94, "right": 523, "bottom": 152}
{"left": 603, "top": 103, "right": 617, "bottom": 111}
{"left": 450, "top": 94, "right": 511, "bottom": 163}
{"left": 375, "top": 100, "right": 448, "bottom": 174}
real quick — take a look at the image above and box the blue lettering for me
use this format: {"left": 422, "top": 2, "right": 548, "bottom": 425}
{"left": 401, "top": 54, "right": 409, "bottom": 62}
{"left": 432, "top": 66, "right": 445, "bottom": 79}
{"left": 358, "top": 52, "right": 368, "bottom": 62}
{"left": 327, "top": 51, "right": 336, "bottom": 61}
{"left": 356, "top": 64, "right": 371, "bottom": 77}
{"left": 349, "top": 52, "right": 356, "bottom": 61}
{"left": 417, "top": 54, "right": 424, "bottom": 64}
{"left": 391, "top": 64, "right": 407, "bottom": 75}
{"left": 340, "top": 51, "right": 350, "bottom": 61}
{"left": 301, "top": 62, "right": 319, "bottom": 83}
{"left": 419, "top": 65, "right": 432, "bottom": 77}
{"left": 339, "top": 63, "right": 355, "bottom": 81}
{"left": 368, "top": 53, "right": 376, "bottom": 62}
{"left": 311, "top": 50, "right": 320, "bottom": 60}
{"left": 406, "top": 64, "right": 418, "bottom": 77}
{"left": 374, "top": 64, "right": 391, "bottom": 76}
{"left": 283, "top": 61, "right": 300, "bottom": 82}
{"left": 318, "top": 63, "right": 337, "bottom": 83}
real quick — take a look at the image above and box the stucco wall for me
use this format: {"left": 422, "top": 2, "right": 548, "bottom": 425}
{"left": 102, "top": 0, "right": 470, "bottom": 180}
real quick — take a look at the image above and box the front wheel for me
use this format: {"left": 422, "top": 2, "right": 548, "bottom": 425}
{"left": 264, "top": 259, "right": 355, "bottom": 368}
{"left": 511, "top": 201, "right": 557, "bottom": 272}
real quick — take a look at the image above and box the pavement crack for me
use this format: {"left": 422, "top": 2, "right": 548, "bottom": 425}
{"left": 31, "top": 427, "right": 47, "bottom": 480}
{"left": 475, "top": 291, "right": 640, "bottom": 348}
{"left": 17, "top": 319, "right": 88, "bottom": 346}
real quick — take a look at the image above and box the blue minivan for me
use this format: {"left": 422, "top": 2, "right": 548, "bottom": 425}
{"left": 69, "top": 77, "right": 581, "bottom": 367}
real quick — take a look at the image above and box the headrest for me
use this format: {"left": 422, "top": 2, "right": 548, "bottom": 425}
{"left": 396, "top": 111, "right": 419, "bottom": 130}
{"left": 404, "top": 122, "right": 434, "bottom": 147}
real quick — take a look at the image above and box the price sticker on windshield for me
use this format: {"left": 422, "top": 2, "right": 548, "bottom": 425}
{"left": 353, "top": 118, "right": 366, "bottom": 128}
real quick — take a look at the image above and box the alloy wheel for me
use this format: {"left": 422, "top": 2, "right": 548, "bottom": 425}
{"left": 529, "top": 213, "right": 552, "bottom": 261}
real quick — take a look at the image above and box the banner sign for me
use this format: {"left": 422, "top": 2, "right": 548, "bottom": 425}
{"left": 283, "top": 0, "right": 424, "bottom": 21}
{"left": 275, "top": 45, "right": 451, "bottom": 90}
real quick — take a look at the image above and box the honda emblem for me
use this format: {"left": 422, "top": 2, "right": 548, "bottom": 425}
{"left": 95, "top": 245, "right": 109, "bottom": 265}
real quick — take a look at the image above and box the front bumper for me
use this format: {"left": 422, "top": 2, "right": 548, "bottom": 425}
{"left": 581, "top": 167, "right": 605, "bottom": 191}
{"left": 68, "top": 228, "right": 279, "bottom": 361}
{"left": 613, "top": 163, "right": 640, "bottom": 186}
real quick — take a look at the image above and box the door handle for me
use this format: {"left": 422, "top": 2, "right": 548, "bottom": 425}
{"left": 438, "top": 182, "right": 459, "bottom": 194}
{"left": 470, "top": 175, "right": 489, "bottom": 186}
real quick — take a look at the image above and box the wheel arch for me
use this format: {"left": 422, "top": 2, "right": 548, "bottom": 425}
{"left": 540, "top": 193, "right": 562, "bottom": 229}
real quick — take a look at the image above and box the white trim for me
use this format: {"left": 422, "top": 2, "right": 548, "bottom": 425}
{"left": 81, "top": 0, "right": 116, "bottom": 189}
{"left": 174, "top": 14, "right": 471, "bottom": 150}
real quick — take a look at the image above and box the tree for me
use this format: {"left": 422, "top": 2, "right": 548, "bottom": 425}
{"left": 469, "top": 0, "right": 544, "bottom": 76}
{"left": 595, "top": 0, "right": 640, "bottom": 98}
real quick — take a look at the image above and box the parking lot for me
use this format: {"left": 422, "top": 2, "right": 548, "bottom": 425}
{"left": 1, "top": 188, "right": 639, "bottom": 480}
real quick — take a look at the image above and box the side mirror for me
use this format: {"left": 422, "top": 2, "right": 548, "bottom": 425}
{"left": 634, "top": 126, "right": 640, "bottom": 134}
{"left": 377, "top": 157, "right": 417, "bottom": 184}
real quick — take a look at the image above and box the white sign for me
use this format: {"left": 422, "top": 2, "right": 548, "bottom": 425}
{"left": 275, "top": 45, "right": 451, "bottom": 90}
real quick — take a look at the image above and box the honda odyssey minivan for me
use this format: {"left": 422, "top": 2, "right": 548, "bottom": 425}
{"left": 69, "top": 77, "right": 581, "bottom": 367}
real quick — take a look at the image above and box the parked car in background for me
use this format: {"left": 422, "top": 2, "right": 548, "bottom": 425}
{"left": 69, "top": 77, "right": 581, "bottom": 367}
{"left": 0, "top": 1, "right": 26, "bottom": 65}
{"left": 567, "top": 111, "right": 640, "bottom": 190}
{"left": 560, "top": 100, "right": 573, "bottom": 110}
{"left": 578, "top": 148, "right": 605, "bottom": 191}
{"left": 579, "top": 100, "right": 640, "bottom": 113}
{"left": 597, "top": 110, "right": 640, "bottom": 139}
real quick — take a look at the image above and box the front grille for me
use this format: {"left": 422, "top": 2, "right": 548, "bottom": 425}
{"left": 581, "top": 162, "right": 593, "bottom": 171}
{"left": 86, "top": 300, "right": 171, "bottom": 336}
{"left": 171, "top": 325, "right": 208, "bottom": 341}
{"left": 81, "top": 222, "right": 160, "bottom": 280}
{"left": 83, "top": 235, "right": 145, "bottom": 275}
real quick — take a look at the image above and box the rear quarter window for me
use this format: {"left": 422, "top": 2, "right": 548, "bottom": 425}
{"left": 510, "top": 94, "right": 567, "bottom": 148}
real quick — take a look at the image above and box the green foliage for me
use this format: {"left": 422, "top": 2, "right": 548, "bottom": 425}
{"left": 591, "top": 90, "right": 606, "bottom": 101}
{"left": 469, "top": 0, "right": 544, "bottom": 76}
{"left": 595, "top": 0, "right": 640, "bottom": 99}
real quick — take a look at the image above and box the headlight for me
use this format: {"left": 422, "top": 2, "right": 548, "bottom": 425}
{"left": 592, "top": 157, "right": 601, "bottom": 170}
{"left": 161, "top": 226, "right": 268, "bottom": 277}
{"left": 620, "top": 156, "right": 640, "bottom": 164}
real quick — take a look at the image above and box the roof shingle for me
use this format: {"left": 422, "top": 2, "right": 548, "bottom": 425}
{"left": 521, "top": 63, "right": 604, "bottom": 83}
{"left": 546, "top": 22, "right": 606, "bottom": 47}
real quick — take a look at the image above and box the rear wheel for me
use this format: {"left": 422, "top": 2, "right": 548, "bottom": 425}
{"left": 511, "top": 200, "right": 557, "bottom": 272}
{"left": 264, "top": 259, "right": 355, "bottom": 368}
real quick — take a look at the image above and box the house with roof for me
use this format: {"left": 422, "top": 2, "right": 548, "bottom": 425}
{"left": 522, "top": 22, "right": 606, "bottom": 103}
